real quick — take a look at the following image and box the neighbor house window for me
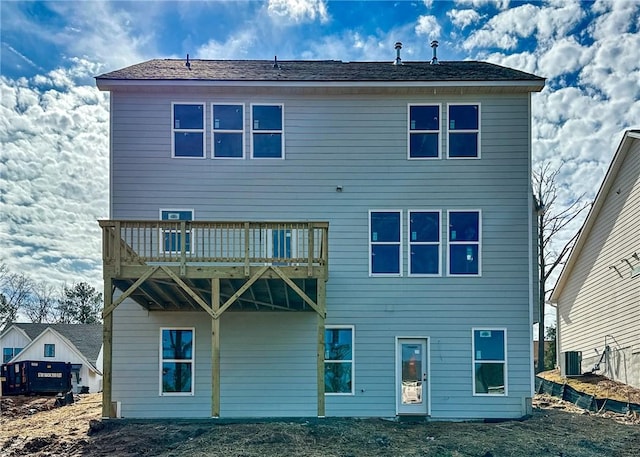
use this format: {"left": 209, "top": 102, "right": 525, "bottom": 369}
{"left": 369, "top": 210, "right": 402, "bottom": 276}
{"left": 160, "top": 328, "right": 194, "bottom": 395}
{"left": 448, "top": 104, "right": 480, "bottom": 158}
{"left": 212, "top": 104, "right": 244, "bottom": 158}
{"left": 3, "top": 347, "right": 22, "bottom": 363}
{"left": 324, "top": 326, "right": 354, "bottom": 394}
{"left": 448, "top": 210, "right": 481, "bottom": 276}
{"left": 473, "top": 328, "right": 507, "bottom": 395}
{"left": 44, "top": 344, "right": 55, "bottom": 357}
{"left": 160, "top": 209, "right": 194, "bottom": 254}
{"left": 251, "top": 104, "right": 284, "bottom": 158}
{"left": 172, "top": 103, "right": 205, "bottom": 158}
{"left": 408, "top": 104, "right": 440, "bottom": 159}
{"left": 408, "top": 210, "right": 441, "bottom": 276}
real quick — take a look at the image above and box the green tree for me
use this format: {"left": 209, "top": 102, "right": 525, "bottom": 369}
{"left": 544, "top": 325, "right": 557, "bottom": 371}
{"left": 57, "top": 282, "right": 103, "bottom": 324}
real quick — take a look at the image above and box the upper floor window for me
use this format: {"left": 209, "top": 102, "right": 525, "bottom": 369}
{"left": 172, "top": 103, "right": 205, "bottom": 158}
{"left": 160, "top": 328, "right": 194, "bottom": 395}
{"left": 212, "top": 104, "right": 244, "bottom": 158}
{"left": 160, "top": 209, "right": 194, "bottom": 253}
{"left": 472, "top": 328, "right": 507, "bottom": 395}
{"left": 447, "top": 104, "right": 480, "bottom": 158}
{"left": 44, "top": 344, "right": 55, "bottom": 357}
{"left": 408, "top": 104, "right": 440, "bottom": 159}
{"left": 251, "top": 104, "right": 284, "bottom": 158}
{"left": 369, "top": 210, "right": 402, "bottom": 276}
{"left": 324, "top": 326, "right": 354, "bottom": 395}
{"left": 448, "top": 210, "right": 481, "bottom": 276}
{"left": 408, "top": 210, "right": 441, "bottom": 276}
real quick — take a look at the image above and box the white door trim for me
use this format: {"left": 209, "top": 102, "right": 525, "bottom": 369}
{"left": 395, "top": 336, "right": 431, "bottom": 416}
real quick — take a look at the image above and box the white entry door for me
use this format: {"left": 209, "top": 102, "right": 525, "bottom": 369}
{"left": 396, "top": 338, "right": 429, "bottom": 415}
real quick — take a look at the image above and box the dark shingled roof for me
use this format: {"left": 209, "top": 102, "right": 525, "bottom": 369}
{"left": 96, "top": 59, "right": 544, "bottom": 83}
{"left": 10, "top": 323, "right": 103, "bottom": 368}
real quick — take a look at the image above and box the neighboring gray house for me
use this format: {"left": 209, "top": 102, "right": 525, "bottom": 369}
{"left": 0, "top": 323, "right": 103, "bottom": 393}
{"left": 551, "top": 130, "right": 640, "bottom": 389}
{"left": 95, "top": 49, "right": 545, "bottom": 420}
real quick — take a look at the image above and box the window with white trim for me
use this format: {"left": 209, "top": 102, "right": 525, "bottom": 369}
{"left": 472, "top": 328, "right": 507, "bottom": 395}
{"left": 212, "top": 104, "right": 244, "bottom": 158}
{"left": 324, "top": 326, "right": 354, "bottom": 394}
{"left": 369, "top": 210, "right": 402, "bottom": 276}
{"left": 447, "top": 104, "right": 480, "bottom": 158}
{"left": 251, "top": 104, "right": 284, "bottom": 158}
{"left": 160, "top": 209, "right": 194, "bottom": 254}
{"left": 408, "top": 104, "right": 440, "bottom": 159}
{"left": 448, "top": 210, "right": 481, "bottom": 276}
{"left": 408, "top": 210, "right": 441, "bottom": 276}
{"left": 44, "top": 344, "right": 55, "bottom": 357}
{"left": 3, "top": 347, "right": 22, "bottom": 363}
{"left": 160, "top": 328, "right": 194, "bottom": 395}
{"left": 172, "top": 103, "right": 205, "bottom": 158}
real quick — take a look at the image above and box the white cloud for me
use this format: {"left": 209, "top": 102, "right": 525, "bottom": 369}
{"left": 447, "top": 9, "right": 482, "bottom": 29}
{"left": 197, "top": 30, "right": 262, "bottom": 59}
{"left": 415, "top": 15, "right": 442, "bottom": 41}
{"left": 267, "top": 0, "right": 329, "bottom": 24}
{"left": 0, "top": 64, "right": 109, "bottom": 290}
{"left": 454, "top": 0, "right": 510, "bottom": 10}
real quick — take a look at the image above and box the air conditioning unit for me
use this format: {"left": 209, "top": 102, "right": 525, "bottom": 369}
{"left": 560, "top": 351, "right": 582, "bottom": 377}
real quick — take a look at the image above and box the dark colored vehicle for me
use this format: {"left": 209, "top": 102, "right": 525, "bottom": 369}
{"left": 1, "top": 360, "right": 72, "bottom": 395}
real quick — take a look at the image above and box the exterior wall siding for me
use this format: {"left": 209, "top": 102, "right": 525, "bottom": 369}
{"left": 557, "top": 138, "right": 640, "bottom": 388}
{"left": 109, "top": 88, "right": 534, "bottom": 419}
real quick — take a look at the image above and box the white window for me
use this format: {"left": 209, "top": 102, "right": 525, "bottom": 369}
{"left": 447, "top": 103, "right": 480, "bottom": 158}
{"left": 408, "top": 104, "right": 441, "bottom": 159}
{"left": 212, "top": 104, "right": 245, "bottom": 158}
{"left": 172, "top": 103, "right": 205, "bottom": 158}
{"left": 369, "top": 210, "right": 402, "bottom": 276}
{"left": 324, "top": 326, "right": 354, "bottom": 395}
{"left": 251, "top": 104, "right": 284, "bottom": 158}
{"left": 160, "top": 328, "right": 194, "bottom": 395}
{"left": 160, "top": 209, "right": 194, "bottom": 254}
{"left": 408, "top": 210, "right": 441, "bottom": 276}
{"left": 472, "top": 328, "right": 507, "bottom": 396}
{"left": 448, "top": 210, "right": 481, "bottom": 276}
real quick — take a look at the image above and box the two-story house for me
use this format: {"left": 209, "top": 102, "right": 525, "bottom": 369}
{"left": 95, "top": 47, "right": 544, "bottom": 420}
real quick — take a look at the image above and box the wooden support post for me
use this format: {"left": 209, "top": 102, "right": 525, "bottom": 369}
{"left": 317, "top": 278, "right": 326, "bottom": 417}
{"left": 102, "top": 277, "right": 113, "bottom": 418}
{"left": 212, "top": 278, "right": 221, "bottom": 418}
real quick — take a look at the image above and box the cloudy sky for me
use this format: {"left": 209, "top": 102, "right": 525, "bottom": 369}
{"left": 1, "top": 0, "right": 639, "bottom": 306}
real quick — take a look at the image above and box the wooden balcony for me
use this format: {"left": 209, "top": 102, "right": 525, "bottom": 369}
{"left": 99, "top": 220, "right": 329, "bottom": 315}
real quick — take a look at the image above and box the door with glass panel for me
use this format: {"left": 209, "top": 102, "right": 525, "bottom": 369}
{"left": 396, "top": 338, "right": 429, "bottom": 415}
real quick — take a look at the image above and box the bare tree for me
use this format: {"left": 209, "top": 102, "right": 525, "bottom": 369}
{"left": 0, "top": 262, "right": 34, "bottom": 330}
{"left": 533, "top": 162, "right": 591, "bottom": 373}
{"left": 24, "top": 281, "right": 57, "bottom": 323}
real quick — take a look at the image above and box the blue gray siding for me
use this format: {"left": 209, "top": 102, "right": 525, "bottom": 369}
{"left": 110, "top": 87, "right": 534, "bottom": 419}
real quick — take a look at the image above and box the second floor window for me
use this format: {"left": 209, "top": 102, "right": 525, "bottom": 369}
{"left": 213, "top": 104, "right": 244, "bottom": 158}
{"left": 409, "top": 210, "right": 441, "bottom": 276}
{"left": 172, "top": 103, "right": 205, "bottom": 158}
{"left": 44, "top": 344, "right": 55, "bottom": 357}
{"left": 448, "top": 210, "right": 481, "bottom": 276}
{"left": 408, "top": 104, "right": 440, "bottom": 159}
{"left": 448, "top": 104, "right": 480, "bottom": 158}
{"left": 251, "top": 104, "right": 283, "bottom": 158}
{"left": 369, "top": 210, "right": 402, "bottom": 276}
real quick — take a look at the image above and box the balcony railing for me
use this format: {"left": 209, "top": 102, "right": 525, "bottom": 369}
{"left": 100, "top": 220, "right": 329, "bottom": 276}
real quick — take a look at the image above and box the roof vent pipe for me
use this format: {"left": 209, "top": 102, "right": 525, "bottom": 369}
{"left": 393, "top": 42, "right": 403, "bottom": 66}
{"left": 185, "top": 54, "right": 191, "bottom": 70}
{"left": 273, "top": 55, "right": 279, "bottom": 69}
{"left": 430, "top": 41, "right": 439, "bottom": 65}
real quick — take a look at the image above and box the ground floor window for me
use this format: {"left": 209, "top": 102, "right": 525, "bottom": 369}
{"left": 472, "top": 328, "right": 506, "bottom": 395}
{"left": 160, "top": 328, "right": 194, "bottom": 395}
{"left": 3, "top": 347, "right": 22, "bottom": 363}
{"left": 324, "top": 326, "right": 354, "bottom": 394}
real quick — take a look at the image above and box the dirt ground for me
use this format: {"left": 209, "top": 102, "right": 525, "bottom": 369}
{"left": 1, "top": 373, "right": 639, "bottom": 457}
